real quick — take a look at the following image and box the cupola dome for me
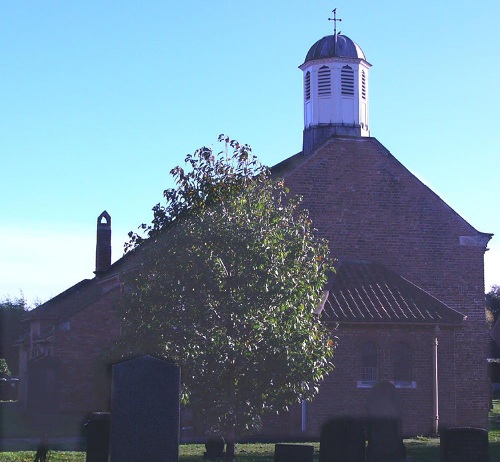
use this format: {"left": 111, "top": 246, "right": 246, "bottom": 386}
{"left": 300, "top": 30, "right": 371, "bottom": 154}
{"left": 304, "top": 34, "right": 366, "bottom": 63}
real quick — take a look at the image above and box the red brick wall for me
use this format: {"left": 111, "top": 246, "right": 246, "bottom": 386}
{"left": 263, "top": 324, "right": 458, "bottom": 438}
{"left": 53, "top": 289, "right": 121, "bottom": 417}
{"left": 307, "top": 325, "right": 456, "bottom": 437}
{"left": 277, "top": 136, "right": 490, "bottom": 433}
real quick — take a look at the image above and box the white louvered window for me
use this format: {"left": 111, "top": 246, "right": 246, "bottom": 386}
{"left": 361, "top": 70, "right": 366, "bottom": 99}
{"left": 341, "top": 65, "right": 354, "bottom": 96}
{"left": 318, "top": 66, "right": 331, "bottom": 97}
{"left": 304, "top": 71, "right": 311, "bottom": 101}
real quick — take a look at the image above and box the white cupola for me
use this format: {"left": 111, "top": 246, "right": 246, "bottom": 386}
{"left": 300, "top": 32, "right": 371, "bottom": 154}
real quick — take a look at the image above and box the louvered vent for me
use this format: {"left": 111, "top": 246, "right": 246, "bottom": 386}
{"left": 318, "top": 66, "right": 331, "bottom": 97}
{"left": 361, "top": 70, "right": 366, "bottom": 99}
{"left": 304, "top": 71, "right": 311, "bottom": 101}
{"left": 341, "top": 66, "right": 354, "bottom": 96}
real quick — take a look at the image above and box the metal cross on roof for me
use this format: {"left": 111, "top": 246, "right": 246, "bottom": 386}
{"left": 328, "top": 8, "right": 342, "bottom": 36}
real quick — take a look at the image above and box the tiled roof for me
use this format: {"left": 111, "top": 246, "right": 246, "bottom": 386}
{"left": 25, "top": 278, "right": 101, "bottom": 321}
{"left": 321, "top": 260, "right": 465, "bottom": 325}
{"left": 24, "top": 243, "right": 143, "bottom": 324}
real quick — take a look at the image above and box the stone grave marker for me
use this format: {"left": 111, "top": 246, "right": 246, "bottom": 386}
{"left": 204, "top": 436, "right": 225, "bottom": 460}
{"left": 84, "top": 412, "right": 110, "bottom": 462}
{"left": 439, "top": 427, "right": 489, "bottom": 462}
{"left": 109, "top": 355, "right": 180, "bottom": 462}
{"left": 365, "top": 380, "right": 406, "bottom": 462}
{"left": 319, "top": 416, "right": 366, "bottom": 462}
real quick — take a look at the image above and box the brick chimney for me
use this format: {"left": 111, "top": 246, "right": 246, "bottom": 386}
{"left": 95, "top": 211, "right": 111, "bottom": 276}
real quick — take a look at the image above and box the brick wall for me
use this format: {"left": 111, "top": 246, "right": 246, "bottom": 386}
{"left": 276, "top": 136, "right": 490, "bottom": 433}
{"left": 262, "top": 324, "right": 457, "bottom": 438}
{"left": 308, "top": 324, "right": 455, "bottom": 437}
{"left": 53, "top": 288, "right": 121, "bottom": 417}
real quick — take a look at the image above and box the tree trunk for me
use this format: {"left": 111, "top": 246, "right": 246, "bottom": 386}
{"left": 225, "top": 345, "right": 237, "bottom": 460}
{"left": 225, "top": 439, "right": 236, "bottom": 462}
{"left": 224, "top": 393, "right": 236, "bottom": 462}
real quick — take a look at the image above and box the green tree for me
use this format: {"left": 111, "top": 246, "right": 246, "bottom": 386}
{"left": 487, "top": 285, "right": 500, "bottom": 325}
{"left": 0, "top": 358, "right": 11, "bottom": 377}
{"left": 126, "top": 136, "right": 268, "bottom": 250}
{"left": 118, "top": 137, "right": 335, "bottom": 457}
{"left": 0, "top": 296, "right": 29, "bottom": 376}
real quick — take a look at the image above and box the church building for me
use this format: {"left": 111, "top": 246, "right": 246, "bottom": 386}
{"left": 16, "top": 24, "right": 492, "bottom": 438}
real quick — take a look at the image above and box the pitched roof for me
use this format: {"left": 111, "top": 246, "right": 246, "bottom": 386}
{"left": 321, "top": 259, "right": 465, "bottom": 325}
{"left": 24, "top": 240, "right": 144, "bottom": 325}
{"left": 25, "top": 278, "right": 101, "bottom": 321}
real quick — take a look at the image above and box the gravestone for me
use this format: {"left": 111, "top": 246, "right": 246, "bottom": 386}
{"left": 365, "top": 380, "right": 406, "bottom": 462}
{"left": 109, "top": 356, "right": 180, "bottom": 462}
{"left": 204, "top": 436, "right": 225, "bottom": 460}
{"left": 274, "top": 443, "right": 314, "bottom": 462}
{"left": 84, "top": 412, "right": 110, "bottom": 462}
{"left": 439, "top": 427, "right": 489, "bottom": 462}
{"left": 319, "top": 416, "right": 366, "bottom": 462}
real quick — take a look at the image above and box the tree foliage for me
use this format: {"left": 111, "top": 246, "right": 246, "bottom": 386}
{"left": 126, "top": 135, "right": 267, "bottom": 251}
{"left": 0, "top": 296, "right": 30, "bottom": 376}
{"left": 0, "top": 358, "right": 11, "bottom": 377}
{"left": 487, "top": 285, "right": 500, "bottom": 325}
{"left": 118, "top": 137, "right": 335, "bottom": 438}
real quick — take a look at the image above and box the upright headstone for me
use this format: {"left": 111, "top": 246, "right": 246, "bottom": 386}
{"left": 365, "top": 380, "right": 406, "bottom": 462}
{"left": 319, "top": 416, "right": 366, "bottom": 462}
{"left": 204, "top": 436, "right": 225, "bottom": 460}
{"left": 440, "top": 427, "right": 489, "bottom": 462}
{"left": 109, "top": 356, "right": 180, "bottom": 462}
{"left": 85, "top": 412, "right": 110, "bottom": 462}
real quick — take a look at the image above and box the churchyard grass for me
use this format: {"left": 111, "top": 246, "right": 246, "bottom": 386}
{"left": 0, "top": 437, "right": 498, "bottom": 462}
{"left": 2, "top": 400, "right": 500, "bottom": 462}
{"left": 488, "top": 398, "right": 500, "bottom": 460}
{"left": 0, "top": 452, "right": 85, "bottom": 461}
{"left": 0, "top": 439, "right": 496, "bottom": 462}
{"left": 0, "top": 441, "right": 456, "bottom": 462}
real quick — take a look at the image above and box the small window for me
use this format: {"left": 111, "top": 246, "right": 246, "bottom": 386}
{"left": 304, "top": 71, "right": 311, "bottom": 101}
{"left": 341, "top": 65, "right": 354, "bottom": 96}
{"left": 393, "top": 342, "right": 412, "bottom": 382}
{"left": 318, "top": 66, "right": 331, "bottom": 97}
{"left": 361, "top": 70, "right": 366, "bottom": 100}
{"left": 361, "top": 341, "right": 378, "bottom": 381}
{"left": 58, "top": 321, "right": 71, "bottom": 331}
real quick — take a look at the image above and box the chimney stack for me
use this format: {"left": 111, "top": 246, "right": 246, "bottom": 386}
{"left": 95, "top": 211, "right": 111, "bottom": 276}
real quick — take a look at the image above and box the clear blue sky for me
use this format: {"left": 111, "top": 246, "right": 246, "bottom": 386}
{"left": 1, "top": 0, "right": 499, "bottom": 304}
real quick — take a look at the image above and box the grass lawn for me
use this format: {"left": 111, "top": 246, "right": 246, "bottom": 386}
{"left": 0, "top": 439, "right": 491, "bottom": 462}
{"left": 2, "top": 400, "right": 500, "bottom": 461}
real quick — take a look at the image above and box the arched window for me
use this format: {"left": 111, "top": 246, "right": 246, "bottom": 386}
{"left": 341, "top": 65, "right": 354, "bottom": 96}
{"left": 318, "top": 66, "right": 331, "bottom": 97}
{"left": 361, "top": 70, "right": 367, "bottom": 100}
{"left": 304, "top": 71, "right": 311, "bottom": 101}
{"left": 361, "top": 341, "right": 378, "bottom": 381}
{"left": 393, "top": 342, "right": 412, "bottom": 382}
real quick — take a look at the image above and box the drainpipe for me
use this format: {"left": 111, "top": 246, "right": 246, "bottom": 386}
{"left": 433, "top": 325, "right": 440, "bottom": 435}
{"left": 301, "top": 400, "right": 307, "bottom": 432}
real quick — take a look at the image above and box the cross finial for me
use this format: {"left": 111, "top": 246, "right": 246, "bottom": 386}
{"left": 328, "top": 8, "right": 342, "bottom": 36}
